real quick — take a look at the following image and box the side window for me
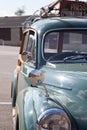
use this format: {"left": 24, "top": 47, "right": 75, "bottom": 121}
{"left": 21, "top": 30, "right": 36, "bottom": 65}
{"left": 22, "top": 31, "right": 29, "bottom": 52}
{"left": 27, "top": 30, "right": 36, "bottom": 62}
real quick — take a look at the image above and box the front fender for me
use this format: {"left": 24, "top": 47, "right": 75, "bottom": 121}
{"left": 17, "top": 87, "right": 59, "bottom": 130}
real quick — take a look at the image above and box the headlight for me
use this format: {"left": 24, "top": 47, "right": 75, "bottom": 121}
{"left": 37, "top": 108, "right": 71, "bottom": 130}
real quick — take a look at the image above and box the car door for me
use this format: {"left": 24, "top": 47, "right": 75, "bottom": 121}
{"left": 17, "top": 29, "right": 37, "bottom": 92}
{"left": 11, "top": 29, "right": 30, "bottom": 109}
{"left": 15, "top": 29, "right": 30, "bottom": 96}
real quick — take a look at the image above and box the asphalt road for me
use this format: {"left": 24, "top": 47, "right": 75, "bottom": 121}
{"left": 0, "top": 46, "right": 19, "bottom": 130}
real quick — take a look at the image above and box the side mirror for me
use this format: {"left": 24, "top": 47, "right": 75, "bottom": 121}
{"left": 28, "top": 69, "right": 44, "bottom": 87}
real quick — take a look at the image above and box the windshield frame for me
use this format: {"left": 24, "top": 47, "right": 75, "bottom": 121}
{"left": 42, "top": 28, "right": 87, "bottom": 63}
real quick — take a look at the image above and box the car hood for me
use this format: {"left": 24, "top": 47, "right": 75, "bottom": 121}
{"left": 42, "top": 63, "right": 87, "bottom": 129}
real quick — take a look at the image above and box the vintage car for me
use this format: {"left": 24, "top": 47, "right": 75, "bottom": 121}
{"left": 11, "top": 0, "right": 87, "bottom": 130}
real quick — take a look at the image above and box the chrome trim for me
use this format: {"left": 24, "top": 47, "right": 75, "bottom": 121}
{"left": 38, "top": 108, "right": 67, "bottom": 123}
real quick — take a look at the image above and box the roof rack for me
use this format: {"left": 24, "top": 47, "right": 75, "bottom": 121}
{"left": 22, "top": 0, "right": 87, "bottom": 30}
{"left": 22, "top": 0, "right": 61, "bottom": 30}
{"left": 22, "top": 15, "right": 40, "bottom": 30}
{"left": 60, "top": 0, "right": 87, "bottom": 17}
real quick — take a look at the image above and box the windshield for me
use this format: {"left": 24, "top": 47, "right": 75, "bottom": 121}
{"left": 44, "top": 30, "right": 87, "bottom": 63}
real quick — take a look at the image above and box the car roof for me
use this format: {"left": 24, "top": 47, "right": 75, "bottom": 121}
{"left": 30, "top": 17, "right": 87, "bottom": 33}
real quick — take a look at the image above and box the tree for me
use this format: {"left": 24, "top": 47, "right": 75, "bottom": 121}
{"left": 15, "top": 7, "right": 25, "bottom": 16}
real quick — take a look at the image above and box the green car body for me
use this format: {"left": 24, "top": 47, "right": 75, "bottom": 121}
{"left": 11, "top": 2, "right": 87, "bottom": 130}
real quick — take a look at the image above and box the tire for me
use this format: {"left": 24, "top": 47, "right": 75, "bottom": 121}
{"left": 13, "top": 115, "right": 19, "bottom": 130}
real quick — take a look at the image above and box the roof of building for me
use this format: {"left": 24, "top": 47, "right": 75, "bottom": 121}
{"left": 0, "top": 16, "right": 30, "bottom": 28}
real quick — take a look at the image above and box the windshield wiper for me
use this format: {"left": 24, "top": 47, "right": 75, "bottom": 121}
{"left": 64, "top": 55, "right": 87, "bottom": 62}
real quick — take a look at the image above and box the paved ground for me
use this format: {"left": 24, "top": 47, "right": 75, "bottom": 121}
{"left": 0, "top": 46, "right": 19, "bottom": 130}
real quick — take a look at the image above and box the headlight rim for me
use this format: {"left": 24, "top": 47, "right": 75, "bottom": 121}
{"left": 37, "top": 108, "right": 71, "bottom": 130}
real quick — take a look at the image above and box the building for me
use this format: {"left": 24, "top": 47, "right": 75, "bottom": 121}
{"left": 0, "top": 16, "right": 29, "bottom": 46}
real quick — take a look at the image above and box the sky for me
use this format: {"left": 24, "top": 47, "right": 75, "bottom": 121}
{"left": 0, "top": 0, "right": 87, "bottom": 17}
{"left": 0, "top": 0, "right": 54, "bottom": 16}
